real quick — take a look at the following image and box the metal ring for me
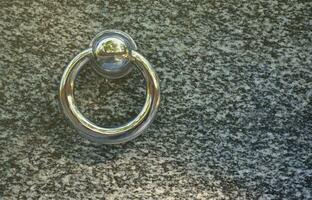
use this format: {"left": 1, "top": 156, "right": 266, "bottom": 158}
{"left": 59, "top": 48, "right": 160, "bottom": 144}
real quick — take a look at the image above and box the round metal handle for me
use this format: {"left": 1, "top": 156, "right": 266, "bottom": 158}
{"left": 59, "top": 30, "right": 160, "bottom": 144}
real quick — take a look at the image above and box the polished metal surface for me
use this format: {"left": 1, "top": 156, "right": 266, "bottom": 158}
{"left": 59, "top": 30, "right": 160, "bottom": 144}
{"left": 90, "top": 30, "right": 138, "bottom": 79}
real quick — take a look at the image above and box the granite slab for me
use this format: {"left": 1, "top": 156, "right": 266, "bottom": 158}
{"left": 0, "top": 0, "right": 312, "bottom": 199}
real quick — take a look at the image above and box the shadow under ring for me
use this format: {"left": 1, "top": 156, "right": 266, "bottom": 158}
{"left": 59, "top": 48, "right": 160, "bottom": 144}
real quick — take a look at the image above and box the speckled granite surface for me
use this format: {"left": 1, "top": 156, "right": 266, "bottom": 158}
{"left": 1, "top": 0, "right": 312, "bottom": 199}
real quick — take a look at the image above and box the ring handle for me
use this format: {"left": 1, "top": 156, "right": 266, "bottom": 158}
{"left": 59, "top": 31, "right": 160, "bottom": 144}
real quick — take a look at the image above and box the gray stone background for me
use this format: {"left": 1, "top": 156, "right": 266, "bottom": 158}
{"left": 1, "top": 0, "right": 312, "bottom": 199}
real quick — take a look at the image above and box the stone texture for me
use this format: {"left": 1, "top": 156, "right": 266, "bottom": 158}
{"left": 0, "top": 0, "right": 312, "bottom": 199}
